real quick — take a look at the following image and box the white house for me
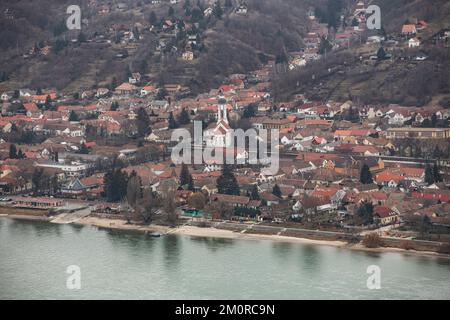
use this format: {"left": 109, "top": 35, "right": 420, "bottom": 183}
{"left": 236, "top": 5, "right": 248, "bottom": 15}
{"left": 408, "top": 37, "right": 420, "bottom": 48}
{"left": 1, "top": 92, "right": 11, "bottom": 101}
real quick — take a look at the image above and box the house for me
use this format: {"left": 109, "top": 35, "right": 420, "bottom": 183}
{"left": 96, "top": 88, "right": 110, "bottom": 98}
{"left": 386, "top": 128, "right": 450, "bottom": 139}
{"left": 150, "top": 100, "right": 169, "bottom": 110}
{"left": 23, "top": 103, "right": 39, "bottom": 113}
{"left": 402, "top": 24, "right": 417, "bottom": 37}
{"left": 12, "top": 196, "right": 64, "bottom": 209}
{"left": 35, "top": 162, "right": 89, "bottom": 178}
{"left": 412, "top": 191, "right": 450, "bottom": 203}
{"left": 204, "top": 7, "right": 213, "bottom": 17}
{"left": 211, "top": 194, "right": 252, "bottom": 208}
{"left": 260, "top": 192, "right": 280, "bottom": 206}
{"left": 0, "top": 175, "right": 32, "bottom": 195}
{"left": 61, "top": 178, "right": 87, "bottom": 197}
{"left": 19, "top": 89, "right": 35, "bottom": 98}
{"left": 182, "top": 51, "right": 194, "bottom": 61}
{"left": 236, "top": 4, "right": 248, "bottom": 15}
{"left": 1, "top": 92, "right": 11, "bottom": 101}
{"left": 408, "top": 37, "right": 420, "bottom": 48}
{"left": 374, "top": 206, "right": 400, "bottom": 226}
{"left": 128, "top": 73, "right": 141, "bottom": 84}
{"left": 416, "top": 20, "right": 428, "bottom": 31}
{"left": 375, "top": 171, "right": 404, "bottom": 188}
{"left": 141, "top": 85, "right": 156, "bottom": 97}
{"left": 115, "top": 83, "right": 138, "bottom": 95}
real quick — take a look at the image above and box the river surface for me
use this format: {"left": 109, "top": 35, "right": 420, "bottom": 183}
{"left": 0, "top": 218, "right": 449, "bottom": 299}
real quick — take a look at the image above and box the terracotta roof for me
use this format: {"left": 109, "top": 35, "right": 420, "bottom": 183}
{"left": 402, "top": 24, "right": 416, "bottom": 33}
{"left": 374, "top": 206, "right": 397, "bottom": 218}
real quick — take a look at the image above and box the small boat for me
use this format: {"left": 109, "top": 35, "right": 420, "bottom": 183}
{"left": 148, "top": 232, "right": 162, "bottom": 238}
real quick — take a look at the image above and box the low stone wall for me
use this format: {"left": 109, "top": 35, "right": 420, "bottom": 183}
{"left": 381, "top": 237, "right": 450, "bottom": 253}
{"left": 90, "top": 213, "right": 127, "bottom": 220}
{"left": 187, "top": 220, "right": 449, "bottom": 254}
{"left": 283, "top": 229, "right": 354, "bottom": 242}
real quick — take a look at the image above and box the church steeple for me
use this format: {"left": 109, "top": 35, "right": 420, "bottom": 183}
{"left": 218, "top": 93, "right": 228, "bottom": 124}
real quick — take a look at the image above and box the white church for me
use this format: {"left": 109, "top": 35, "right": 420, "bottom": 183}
{"left": 204, "top": 94, "right": 233, "bottom": 148}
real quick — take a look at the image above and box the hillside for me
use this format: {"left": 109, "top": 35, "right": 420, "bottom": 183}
{"left": 272, "top": 0, "right": 450, "bottom": 107}
{"left": 0, "top": 0, "right": 312, "bottom": 95}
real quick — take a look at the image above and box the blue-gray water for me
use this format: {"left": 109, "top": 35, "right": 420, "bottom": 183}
{"left": 0, "top": 218, "right": 449, "bottom": 299}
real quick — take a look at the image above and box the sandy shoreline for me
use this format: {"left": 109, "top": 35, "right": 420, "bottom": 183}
{"left": 2, "top": 214, "right": 450, "bottom": 259}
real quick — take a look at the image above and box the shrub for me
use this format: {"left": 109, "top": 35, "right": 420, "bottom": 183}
{"left": 401, "top": 240, "right": 414, "bottom": 250}
{"left": 362, "top": 233, "right": 382, "bottom": 248}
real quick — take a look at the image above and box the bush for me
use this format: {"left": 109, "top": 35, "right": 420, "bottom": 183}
{"left": 362, "top": 233, "right": 382, "bottom": 248}
{"left": 400, "top": 240, "right": 414, "bottom": 250}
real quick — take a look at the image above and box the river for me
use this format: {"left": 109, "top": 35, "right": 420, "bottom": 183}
{"left": 0, "top": 218, "right": 449, "bottom": 299}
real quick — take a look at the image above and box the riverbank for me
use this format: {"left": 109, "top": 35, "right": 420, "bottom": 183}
{"left": 2, "top": 213, "right": 450, "bottom": 259}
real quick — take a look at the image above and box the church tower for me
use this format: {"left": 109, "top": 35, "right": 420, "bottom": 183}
{"left": 218, "top": 93, "right": 228, "bottom": 124}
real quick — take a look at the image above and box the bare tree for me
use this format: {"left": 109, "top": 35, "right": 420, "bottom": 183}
{"left": 163, "top": 190, "right": 178, "bottom": 226}
{"left": 126, "top": 175, "right": 141, "bottom": 210}
{"left": 140, "top": 189, "right": 158, "bottom": 224}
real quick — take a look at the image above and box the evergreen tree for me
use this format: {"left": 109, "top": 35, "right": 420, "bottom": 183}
{"left": 9, "top": 144, "right": 17, "bottom": 159}
{"left": 136, "top": 107, "right": 151, "bottom": 138}
{"left": 191, "top": 7, "right": 204, "bottom": 22}
{"left": 110, "top": 101, "right": 119, "bottom": 111}
{"left": 243, "top": 104, "right": 257, "bottom": 118}
{"left": 177, "top": 108, "right": 191, "bottom": 125}
{"left": 432, "top": 163, "right": 442, "bottom": 183}
{"left": 168, "top": 6, "right": 175, "bottom": 16}
{"left": 360, "top": 164, "right": 373, "bottom": 184}
{"left": 377, "top": 47, "right": 387, "bottom": 60}
{"left": 110, "top": 77, "right": 118, "bottom": 91}
{"left": 69, "top": 110, "right": 79, "bottom": 122}
{"left": 425, "top": 164, "right": 435, "bottom": 185}
{"left": 156, "top": 87, "right": 168, "bottom": 100}
{"left": 319, "top": 36, "right": 333, "bottom": 55}
{"left": 184, "top": 0, "right": 192, "bottom": 15}
{"left": 44, "top": 95, "right": 52, "bottom": 110}
{"left": 179, "top": 163, "right": 194, "bottom": 191}
{"left": 357, "top": 201, "right": 374, "bottom": 225}
{"left": 51, "top": 174, "right": 59, "bottom": 195}
{"left": 104, "top": 169, "right": 129, "bottom": 202}
{"left": 17, "top": 149, "right": 25, "bottom": 159}
{"left": 431, "top": 114, "right": 438, "bottom": 128}
{"left": 224, "top": 0, "right": 233, "bottom": 8}
{"left": 250, "top": 184, "right": 260, "bottom": 200}
{"left": 77, "top": 32, "right": 87, "bottom": 43}
{"left": 213, "top": 0, "right": 223, "bottom": 19}
{"left": 217, "top": 165, "right": 240, "bottom": 195}
{"left": 433, "top": 146, "right": 442, "bottom": 159}
{"left": 272, "top": 184, "right": 282, "bottom": 198}
{"left": 168, "top": 112, "right": 178, "bottom": 129}
{"left": 79, "top": 143, "right": 89, "bottom": 154}
{"left": 149, "top": 11, "right": 157, "bottom": 25}
{"left": 32, "top": 168, "right": 45, "bottom": 195}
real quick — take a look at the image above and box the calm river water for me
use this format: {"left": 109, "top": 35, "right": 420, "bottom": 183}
{"left": 0, "top": 218, "right": 449, "bottom": 299}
